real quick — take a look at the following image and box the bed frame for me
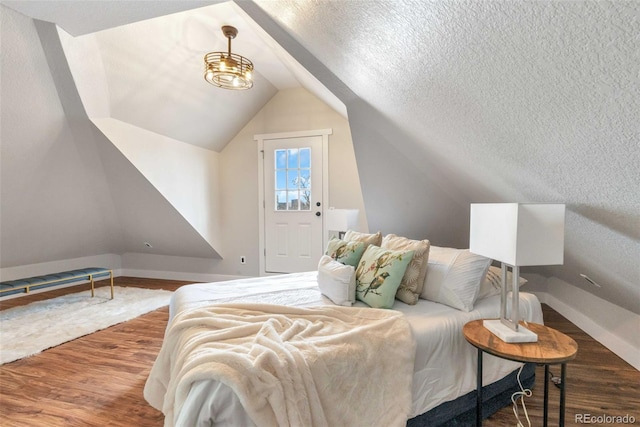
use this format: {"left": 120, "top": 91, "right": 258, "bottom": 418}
{"left": 408, "top": 363, "right": 536, "bottom": 426}
{"left": 147, "top": 271, "right": 543, "bottom": 426}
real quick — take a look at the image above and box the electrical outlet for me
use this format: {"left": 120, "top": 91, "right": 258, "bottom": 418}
{"left": 240, "top": 256, "right": 246, "bottom": 264}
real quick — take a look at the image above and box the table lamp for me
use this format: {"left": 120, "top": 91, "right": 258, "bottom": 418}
{"left": 325, "top": 208, "right": 359, "bottom": 240}
{"left": 470, "top": 203, "right": 565, "bottom": 343}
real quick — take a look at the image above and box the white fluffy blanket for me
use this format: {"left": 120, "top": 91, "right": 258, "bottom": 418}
{"left": 144, "top": 303, "right": 416, "bottom": 427}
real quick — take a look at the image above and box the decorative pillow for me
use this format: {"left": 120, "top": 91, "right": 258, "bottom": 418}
{"left": 477, "top": 266, "right": 528, "bottom": 300}
{"left": 381, "top": 234, "right": 430, "bottom": 305}
{"left": 355, "top": 245, "right": 414, "bottom": 309}
{"left": 419, "top": 246, "right": 491, "bottom": 312}
{"left": 325, "top": 238, "right": 367, "bottom": 267}
{"left": 344, "top": 230, "right": 382, "bottom": 248}
{"left": 317, "top": 255, "right": 356, "bottom": 306}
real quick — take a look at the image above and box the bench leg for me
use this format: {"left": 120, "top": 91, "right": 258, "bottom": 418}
{"left": 90, "top": 274, "right": 95, "bottom": 297}
{"left": 109, "top": 271, "right": 114, "bottom": 300}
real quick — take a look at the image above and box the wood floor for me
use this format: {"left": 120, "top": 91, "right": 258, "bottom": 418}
{"left": 0, "top": 277, "right": 638, "bottom": 426}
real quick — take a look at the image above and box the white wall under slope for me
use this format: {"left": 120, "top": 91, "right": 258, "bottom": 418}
{"left": 92, "top": 118, "right": 223, "bottom": 255}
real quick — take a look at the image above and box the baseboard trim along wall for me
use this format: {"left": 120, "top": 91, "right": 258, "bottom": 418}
{"left": 532, "top": 277, "right": 639, "bottom": 371}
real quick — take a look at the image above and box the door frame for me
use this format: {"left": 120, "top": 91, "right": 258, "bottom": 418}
{"left": 256, "top": 129, "right": 332, "bottom": 276}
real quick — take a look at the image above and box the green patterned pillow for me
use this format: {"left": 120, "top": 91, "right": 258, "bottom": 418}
{"left": 325, "top": 238, "right": 367, "bottom": 267}
{"left": 355, "top": 245, "right": 415, "bottom": 309}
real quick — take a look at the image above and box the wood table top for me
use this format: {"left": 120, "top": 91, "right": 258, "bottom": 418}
{"left": 463, "top": 319, "right": 578, "bottom": 364}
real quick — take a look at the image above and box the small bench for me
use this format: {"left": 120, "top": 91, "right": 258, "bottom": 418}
{"left": 0, "top": 268, "right": 114, "bottom": 299}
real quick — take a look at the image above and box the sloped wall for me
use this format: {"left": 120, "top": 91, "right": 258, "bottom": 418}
{"left": 346, "top": 99, "right": 469, "bottom": 247}
{"left": 0, "top": 7, "right": 120, "bottom": 268}
{"left": 92, "top": 118, "right": 223, "bottom": 256}
{"left": 58, "top": 22, "right": 224, "bottom": 258}
{"left": 92, "top": 120, "right": 221, "bottom": 260}
{"left": 0, "top": 7, "right": 221, "bottom": 276}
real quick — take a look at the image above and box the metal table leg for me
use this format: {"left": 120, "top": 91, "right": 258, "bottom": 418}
{"left": 560, "top": 363, "right": 567, "bottom": 426}
{"left": 477, "top": 348, "right": 483, "bottom": 426}
{"left": 544, "top": 364, "right": 549, "bottom": 427}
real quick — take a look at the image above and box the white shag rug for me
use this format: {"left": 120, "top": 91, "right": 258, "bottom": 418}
{"left": 0, "top": 286, "right": 172, "bottom": 364}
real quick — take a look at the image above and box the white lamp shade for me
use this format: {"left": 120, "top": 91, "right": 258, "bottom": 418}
{"left": 325, "top": 208, "right": 359, "bottom": 231}
{"left": 469, "top": 203, "right": 565, "bottom": 266}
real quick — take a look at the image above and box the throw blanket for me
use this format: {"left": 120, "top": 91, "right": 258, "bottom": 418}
{"left": 144, "top": 303, "right": 416, "bottom": 427}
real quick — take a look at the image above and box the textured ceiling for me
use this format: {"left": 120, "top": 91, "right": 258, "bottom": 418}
{"left": 254, "top": 0, "right": 638, "bottom": 224}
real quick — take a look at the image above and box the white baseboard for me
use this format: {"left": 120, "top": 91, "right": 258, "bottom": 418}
{"left": 533, "top": 287, "right": 640, "bottom": 371}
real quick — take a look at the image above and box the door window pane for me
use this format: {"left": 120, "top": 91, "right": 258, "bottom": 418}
{"left": 276, "top": 191, "right": 287, "bottom": 210}
{"left": 287, "top": 191, "right": 299, "bottom": 210}
{"left": 287, "top": 170, "right": 299, "bottom": 189}
{"left": 275, "top": 150, "right": 287, "bottom": 169}
{"left": 300, "top": 148, "right": 311, "bottom": 168}
{"left": 275, "top": 170, "right": 287, "bottom": 190}
{"left": 300, "top": 190, "right": 310, "bottom": 210}
{"left": 300, "top": 169, "right": 311, "bottom": 189}
{"left": 287, "top": 149, "right": 299, "bottom": 168}
{"left": 273, "top": 147, "right": 312, "bottom": 211}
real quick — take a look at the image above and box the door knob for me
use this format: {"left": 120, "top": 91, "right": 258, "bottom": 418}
{"left": 315, "top": 212, "right": 321, "bottom": 217}
{"left": 316, "top": 202, "right": 321, "bottom": 207}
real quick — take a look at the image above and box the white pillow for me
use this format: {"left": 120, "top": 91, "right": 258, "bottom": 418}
{"left": 477, "top": 266, "right": 528, "bottom": 300}
{"left": 317, "top": 255, "right": 356, "bottom": 306}
{"left": 420, "top": 247, "right": 491, "bottom": 311}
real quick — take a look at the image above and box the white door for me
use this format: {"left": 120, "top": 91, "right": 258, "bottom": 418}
{"left": 263, "top": 136, "right": 324, "bottom": 273}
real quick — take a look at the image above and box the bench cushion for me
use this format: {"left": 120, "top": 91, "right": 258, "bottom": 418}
{"left": 0, "top": 268, "right": 111, "bottom": 296}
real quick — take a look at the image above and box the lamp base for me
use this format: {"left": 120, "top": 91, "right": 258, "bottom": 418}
{"left": 483, "top": 319, "right": 538, "bottom": 343}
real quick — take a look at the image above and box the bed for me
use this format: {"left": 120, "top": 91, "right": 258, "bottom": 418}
{"left": 144, "top": 268, "right": 543, "bottom": 426}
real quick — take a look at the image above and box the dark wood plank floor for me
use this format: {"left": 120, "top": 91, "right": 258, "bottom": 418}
{"left": 486, "top": 307, "right": 639, "bottom": 426}
{"left": 0, "top": 277, "right": 638, "bottom": 426}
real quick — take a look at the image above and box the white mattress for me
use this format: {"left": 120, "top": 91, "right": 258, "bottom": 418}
{"left": 161, "top": 271, "right": 543, "bottom": 426}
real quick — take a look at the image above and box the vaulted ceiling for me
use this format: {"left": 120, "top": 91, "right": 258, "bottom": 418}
{"left": 1, "top": 1, "right": 638, "bottom": 314}
{"left": 3, "top": 0, "right": 345, "bottom": 151}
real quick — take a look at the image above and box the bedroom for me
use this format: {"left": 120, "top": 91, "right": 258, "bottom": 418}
{"left": 1, "top": 0, "right": 638, "bottom": 425}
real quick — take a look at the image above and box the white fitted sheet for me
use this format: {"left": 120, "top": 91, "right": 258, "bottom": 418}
{"left": 157, "top": 271, "right": 543, "bottom": 425}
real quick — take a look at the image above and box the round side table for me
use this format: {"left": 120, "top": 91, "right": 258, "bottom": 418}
{"left": 463, "top": 319, "right": 578, "bottom": 426}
